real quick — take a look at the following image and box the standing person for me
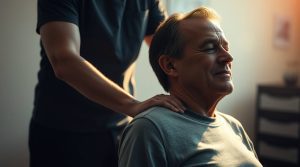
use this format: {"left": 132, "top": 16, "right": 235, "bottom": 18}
{"left": 119, "top": 6, "right": 263, "bottom": 167}
{"left": 29, "top": 0, "right": 185, "bottom": 167}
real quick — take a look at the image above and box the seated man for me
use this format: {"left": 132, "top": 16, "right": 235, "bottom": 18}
{"left": 118, "top": 6, "right": 262, "bottom": 167}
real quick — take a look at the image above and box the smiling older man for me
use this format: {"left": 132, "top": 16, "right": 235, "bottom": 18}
{"left": 118, "top": 6, "right": 262, "bottom": 167}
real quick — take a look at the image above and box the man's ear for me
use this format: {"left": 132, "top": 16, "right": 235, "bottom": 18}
{"left": 158, "top": 55, "right": 178, "bottom": 77}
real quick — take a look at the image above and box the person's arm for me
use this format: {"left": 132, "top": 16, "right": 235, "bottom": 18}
{"left": 40, "top": 21, "right": 184, "bottom": 117}
{"left": 118, "top": 118, "right": 167, "bottom": 167}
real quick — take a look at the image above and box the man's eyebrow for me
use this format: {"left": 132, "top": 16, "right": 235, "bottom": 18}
{"left": 200, "top": 37, "right": 229, "bottom": 46}
{"left": 198, "top": 38, "right": 219, "bottom": 46}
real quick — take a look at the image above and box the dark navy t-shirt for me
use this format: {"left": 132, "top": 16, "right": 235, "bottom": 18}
{"left": 33, "top": 0, "right": 167, "bottom": 131}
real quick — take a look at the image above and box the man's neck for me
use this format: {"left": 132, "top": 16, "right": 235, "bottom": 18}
{"left": 170, "top": 87, "right": 222, "bottom": 118}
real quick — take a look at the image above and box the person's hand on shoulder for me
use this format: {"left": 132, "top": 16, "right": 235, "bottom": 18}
{"left": 125, "top": 94, "right": 186, "bottom": 117}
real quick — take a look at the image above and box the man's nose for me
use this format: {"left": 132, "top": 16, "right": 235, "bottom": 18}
{"left": 218, "top": 47, "right": 233, "bottom": 64}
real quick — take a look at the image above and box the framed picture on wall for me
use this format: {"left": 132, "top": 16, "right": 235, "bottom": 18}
{"left": 273, "top": 15, "right": 291, "bottom": 49}
{"left": 165, "top": 0, "right": 210, "bottom": 14}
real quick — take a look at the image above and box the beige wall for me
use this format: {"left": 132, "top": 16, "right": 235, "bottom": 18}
{"left": 0, "top": 0, "right": 299, "bottom": 166}
{"left": 0, "top": 0, "right": 39, "bottom": 166}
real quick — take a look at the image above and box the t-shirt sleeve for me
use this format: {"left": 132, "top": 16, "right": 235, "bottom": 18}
{"left": 234, "top": 120, "right": 259, "bottom": 158}
{"left": 220, "top": 113, "right": 259, "bottom": 158}
{"left": 118, "top": 117, "right": 168, "bottom": 167}
{"left": 36, "top": 0, "right": 79, "bottom": 34}
{"left": 239, "top": 126, "right": 259, "bottom": 158}
{"left": 145, "top": 0, "right": 167, "bottom": 35}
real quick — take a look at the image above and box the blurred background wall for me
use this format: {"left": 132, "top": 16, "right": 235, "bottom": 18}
{"left": 0, "top": 0, "right": 299, "bottom": 166}
{"left": 0, "top": 0, "right": 39, "bottom": 167}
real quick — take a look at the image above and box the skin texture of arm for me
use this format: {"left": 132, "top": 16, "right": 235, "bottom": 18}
{"left": 40, "top": 21, "right": 184, "bottom": 117}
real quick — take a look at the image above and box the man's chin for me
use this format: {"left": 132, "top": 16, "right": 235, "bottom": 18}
{"left": 215, "top": 81, "right": 234, "bottom": 95}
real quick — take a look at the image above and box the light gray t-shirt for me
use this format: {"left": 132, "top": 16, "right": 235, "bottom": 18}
{"left": 118, "top": 107, "right": 262, "bottom": 167}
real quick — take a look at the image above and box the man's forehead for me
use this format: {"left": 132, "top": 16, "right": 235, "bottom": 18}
{"left": 180, "top": 18, "right": 222, "bottom": 32}
{"left": 179, "top": 18, "right": 224, "bottom": 40}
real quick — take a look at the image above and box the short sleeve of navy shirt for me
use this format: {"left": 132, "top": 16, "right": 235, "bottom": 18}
{"left": 36, "top": 0, "right": 80, "bottom": 33}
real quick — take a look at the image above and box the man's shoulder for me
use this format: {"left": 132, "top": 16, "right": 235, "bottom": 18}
{"left": 217, "top": 111, "right": 244, "bottom": 129}
{"left": 131, "top": 106, "right": 182, "bottom": 128}
{"left": 120, "top": 107, "right": 176, "bottom": 143}
{"left": 134, "top": 106, "right": 180, "bottom": 122}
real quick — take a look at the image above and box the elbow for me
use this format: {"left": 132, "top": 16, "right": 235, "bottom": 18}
{"left": 52, "top": 63, "right": 66, "bottom": 80}
{"left": 48, "top": 52, "right": 76, "bottom": 81}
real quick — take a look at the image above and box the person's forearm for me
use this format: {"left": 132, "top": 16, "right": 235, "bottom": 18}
{"left": 54, "top": 54, "right": 138, "bottom": 117}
